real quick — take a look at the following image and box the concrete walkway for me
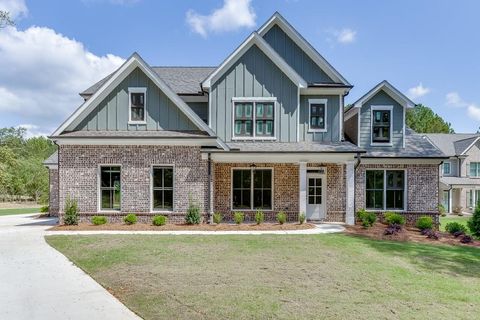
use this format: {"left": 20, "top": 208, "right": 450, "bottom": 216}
{"left": 45, "top": 223, "right": 345, "bottom": 236}
{"left": 0, "top": 214, "right": 140, "bottom": 320}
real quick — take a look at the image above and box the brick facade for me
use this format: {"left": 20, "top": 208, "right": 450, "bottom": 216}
{"left": 48, "top": 168, "right": 59, "bottom": 216}
{"left": 58, "top": 145, "right": 209, "bottom": 223}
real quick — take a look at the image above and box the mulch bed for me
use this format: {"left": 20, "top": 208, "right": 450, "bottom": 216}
{"left": 345, "top": 223, "right": 480, "bottom": 247}
{"left": 49, "top": 222, "right": 315, "bottom": 231}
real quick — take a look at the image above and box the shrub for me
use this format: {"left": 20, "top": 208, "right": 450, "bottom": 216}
{"left": 91, "top": 216, "right": 107, "bottom": 225}
{"left": 124, "top": 213, "right": 137, "bottom": 225}
{"left": 445, "top": 222, "right": 467, "bottom": 235}
{"left": 384, "top": 224, "right": 402, "bottom": 235}
{"left": 63, "top": 197, "right": 78, "bottom": 226}
{"left": 152, "top": 215, "right": 167, "bottom": 226}
{"left": 40, "top": 205, "right": 49, "bottom": 213}
{"left": 212, "top": 212, "right": 223, "bottom": 224}
{"left": 467, "top": 205, "right": 480, "bottom": 237}
{"left": 384, "top": 212, "right": 405, "bottom": 226}
{"left": 425, "top": 229, "right": 440, "bottom": 240}
{"left": 416, "top": 216, "right": 433, "bottom": 231}
{"left": 233, "top": 212, "right": 244, "bottom": 225}
{"left": 420, "top": 228, "right": 431, "bottom": 235}
{"left": 460, "top": 235, "right": 473, "bottom": 244}
{"left": 438, "top": 204, "right": 446, "bottom": 216}
{"left": 453, "top": 230, "right": 465, "bottom": 238}
{"left": 357, "top": 209, "right": 377, "bottom": 228}
{"left": 298, "top": 212, "right": 306, "bottom": 224}
{"left": 185, "top": 201, "right": 201, "bottom": 225}
{"left": 276, "top": 211, "right": 287, "bottom": 225}
{"left": 255, "top": 210, "right": 264, "bottom": 225}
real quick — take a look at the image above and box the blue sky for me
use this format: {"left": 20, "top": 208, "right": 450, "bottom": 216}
{"left": 0, "top": 0, "right": 479, "bottom": 135}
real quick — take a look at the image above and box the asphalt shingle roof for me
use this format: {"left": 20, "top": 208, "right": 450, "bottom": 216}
{"left": 424, "top": 134, "right": 480, "bottom": 156}
{"left": 81, "top": 66, "right": 216, "bottom": 97}
{"left": 43, "top": 151, "right": 58, "bottom": 165}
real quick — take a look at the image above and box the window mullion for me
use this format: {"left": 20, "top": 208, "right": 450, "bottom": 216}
{"left": 250, "top": 169, "right": 254, "bottom": 210}
{"left": 253, "top": 102, "right": 256, "bottom": 138}
{"left": 383, "top": 170, "right": 387, "bottom": 210}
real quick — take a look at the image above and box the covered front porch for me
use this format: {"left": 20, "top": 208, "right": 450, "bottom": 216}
{"left": 440, "top": 178, "right": 480, "bottom": 214}
{"left": 207, "top": 150, "right": 357, "bottom": 224}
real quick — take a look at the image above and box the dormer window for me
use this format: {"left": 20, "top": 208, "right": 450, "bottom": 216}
{"left": 371, "top": 106, "right": 393, "bottom": 145}
{"left": 129, "top": 87, "right": 147, "bottom": 123}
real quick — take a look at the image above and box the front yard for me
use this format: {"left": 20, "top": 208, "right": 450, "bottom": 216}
{"left": 46, "top": 234, "right": 480, "bottom": 320}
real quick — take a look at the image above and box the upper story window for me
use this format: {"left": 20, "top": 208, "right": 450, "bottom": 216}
{"left": 308, "top": 99, "right": 327, "bottom": 132}
{"left": 371, "top": 106, "right": 393, "bottom": 145}
{"left": 232, "top": 98, "right": 275, "bottom": 139}
{"left": 469, "top": 162, "right": 480, "bottom": 177}
{"left": 128, "top": 87, "right": 147, "bottom": 123}
{"left": 443, "top": 162, "right": 451, "bottom": 175}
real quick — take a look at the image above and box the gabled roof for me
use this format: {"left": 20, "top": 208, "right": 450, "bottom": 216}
{"left": 80, "top": 66, "right": 216, "bottom": 98}
{"left": 43, "top": 150, "right": 58, "bottom": 166}
{"left": 202, "top": 32, "right": 307, "bottom": 89}
{"left": 425, "top": 133, "right": 480, "bottom": 156}
{"left": 257, "top": 12, "right": 350, "bottom": 86}
{"left": 52, "top": 53, "right": 221, "bottom": 144}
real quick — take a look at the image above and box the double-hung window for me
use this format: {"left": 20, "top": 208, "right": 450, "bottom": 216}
{"left": 366, "top": 170, "right": 405, "bottom": 210}
{"left": 152, "top": 166, "right": 173, "bottom": 211}
{"left": 443, "top": 162, "right": 451, "bottom": 175}
{"left": 100, "top": 166, "right": 121, "bottom": 211}
{"left": 233, "top": 99, "right": 275, "bottom": 138}
{"left": 232, "top": 168, "right": 272, "bottom": 210}
{"left": 469, "top": 162, "right": 480, "bottom": 177}
{"left": 371, "top": 106, "right": 392, "bottom": 144}
{"left": 129, "top": 87, "right": 147, "bottom": 123}
{"left": 308, "top": 99, "right": 327, "bottom": 132}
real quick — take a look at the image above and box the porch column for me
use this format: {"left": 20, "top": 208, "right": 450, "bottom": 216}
{"left": 448, "top": 188, "right": 453, "bottom": 213}
{"left": 345, "top": 160, "right": 355, "bottom": 225}
{"left": 299, "top": 161, "right": 307, "bottom": 215}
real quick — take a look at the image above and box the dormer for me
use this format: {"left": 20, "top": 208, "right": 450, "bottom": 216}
{"left": 344, "top": 81, "right": 415, "bottom": 149}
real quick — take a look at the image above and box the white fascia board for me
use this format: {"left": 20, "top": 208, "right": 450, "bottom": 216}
{"left": 300, "top": 87, "right": 350, "bottom": 95}
{"left": 361, "top": 158, "right": 443, "bottom": 165}
{"left": 257, "top": 12, "right": 351, "bottom": 86}
{"left": 353, "top": 81, "right": 415, "bottom": 109}
{"left": 460, "top": 137, "right": 480, "bottom": 155}
{"left": 53, "top": 137, "right": 220, "bottom": 146}
{"left": 202, "top": 32, "right": 306, "bottom": 89}
{"left": 210, "top": 152, "right": 356, "bottom": 163}
{"left": 344, "top": 107, "right": 358, "bottom": 121}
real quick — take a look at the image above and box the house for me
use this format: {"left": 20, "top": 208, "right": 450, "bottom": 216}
{"left": 44, "top": 12, "right": 446, "bottom": 225}
{"left": 425, "top": 134, "right": 480, "bottom": 214}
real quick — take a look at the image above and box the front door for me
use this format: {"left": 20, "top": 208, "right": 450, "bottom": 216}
{"left": 306, "top": 172, "right": 326, "bottom": 220}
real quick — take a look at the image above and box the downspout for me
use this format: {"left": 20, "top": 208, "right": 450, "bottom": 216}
{"left": 353, "top": 152, "right": 361, "bottom": 217}
{"left": 207, "top": 152, "right": 212, "bottom": 224}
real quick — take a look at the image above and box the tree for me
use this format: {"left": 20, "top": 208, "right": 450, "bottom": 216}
{"left": 0, "top": 11, "right": 14, "bottom": 28}
{"left": 406, "top": 104, "right": 454, "bottom": 133}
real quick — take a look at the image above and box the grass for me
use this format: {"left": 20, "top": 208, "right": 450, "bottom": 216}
{"left": 0, "top": 207, "right": 40, "bottom": 216}
{"left": 46, "top": 234, "right": 480, "bottom": 320}
{"left": 440, "top": 215, "right": 470, "bottom": 233}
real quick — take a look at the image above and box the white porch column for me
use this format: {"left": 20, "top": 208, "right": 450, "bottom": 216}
{"left": 299, "top": 161, "right": 307, "bottom": 215}
{"left": 346, "top": 160, "right": 355, "bottom": 225}
{"left": 448, "top": 188, "right": 453, "bottom": 214}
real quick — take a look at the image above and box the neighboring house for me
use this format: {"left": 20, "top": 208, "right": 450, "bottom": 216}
{"left": 44, "top": 12, "right": 446, "bottom": 225}
{"left": 425, "top": 134, "right": 480, "bottom": 214}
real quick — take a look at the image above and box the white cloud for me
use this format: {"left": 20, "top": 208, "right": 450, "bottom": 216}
{"left": 15, "top": 124, "right": 52, "bottom": 138}
{"left": 186, "top": 0, "right": 256, "bottom": 37}
{"left": 407, "top": 83, "right": 430, "bottom": 99}
{"left": 467, "top": 105, "right": 480, "bottom": 121}
{"left": 0, "top": 25, "right": 124, "bottom": 134}
{"left": 445, "top": 92, "right": 467, "bottom": 108}
{"left": 0, "top": 0, "right": 27, "bottom": 19}
{"left": 336, "top": 28, "right": 356, "bottom": 44}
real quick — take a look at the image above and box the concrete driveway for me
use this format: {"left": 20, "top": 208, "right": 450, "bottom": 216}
{"left": 0, "top": 214, "right": 140, "bottom": 320}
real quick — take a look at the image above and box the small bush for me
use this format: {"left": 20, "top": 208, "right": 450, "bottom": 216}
{"left": 420, "top": 228, "right": 431, "bottom": 236}
{"left": 438, "top": 204, "right": 446, "bottom": 216}
{"left": 416, "top": 216, "right": 433, "bottom": 231}
{"left": 384, "top": 212, "right": 405, "bottom": 226}
{"left": 460, "top": 235, "right": 473, "bottom": 244}
{"left": 255, "top": 210, "right": 264, "bottom": 225}
{"left": 63, "top": 197, "right": 78, "bottom": 226}
{"left": 124, "top": 213, "right": 137, "bottom": 225}
{"left": 152, "top": 215, "right": 167, "bottom": 226}
{"left": 298, "top": 212, "right": 306, "bottom": 224}
{"left": 213, "top": 212, "right": 223, "bottom": 224}
{"left": 467, "top": 205, "right": 480, "bottom": 237}
{"left": 425, "top": 229, "right": 440, "bottom": 240}
{"left": 276, "top": 211, "right": 287, "bottom": 225}
{"left": 445, "top": 222, "right": 467, "bottom": 235}
{"left": 453, "top": 230, "right": 465, "bottom": 238}
{"left": 233, "top": 212, "right": 244, "bottom": 225}
{"left": 185, "top": 201, "right": 201, "bottom": 225}
{"left": 91, "top": 216, "right": 107, "bottom": 225}
{"left": 357, "top": 209, "right": 377, "bottom": 228}
{"left": 40, "top": 205, "right": 49, "bottom": 213}
{"left": 384, "top": 224, "right": 402, "bottom": 235}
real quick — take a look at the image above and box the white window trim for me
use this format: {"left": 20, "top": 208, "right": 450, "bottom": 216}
{"left": 231, "top": 97, "right": 277, "bottom": 141}
{"left": 370, "top": 105, "right": 393, "bottom": 147}
{"left": 230, "top": 167, "right": 274, "bottom": 211}
{"left": 308, "top": 98, "right": 328, "bottom": 133}
{"left": 150, "top": 164, "right": 175, "bottom": 213}
{"left": 469, "top": 162, "right": 480, "bottom": 178}
{"left": 97, "top": 164, "right": 122, "bottom": 213}
{"left": 443, "top": 161, "right": 451, "bottom": 176}
{"left": 128, "top": 87, "right": 147, "bottom": 125}
{"left": 364, "top": 169, "right": 407, "bottom": 212}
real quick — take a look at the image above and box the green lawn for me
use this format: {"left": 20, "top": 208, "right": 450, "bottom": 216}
{"left": 439, "top": 216, "right": 470, "bottom": 233}
{"left": 0, "top": 207, "right": 40, "bottom": 216}
{"left": 46, "top": 234, "right": 480, "bottom": 320}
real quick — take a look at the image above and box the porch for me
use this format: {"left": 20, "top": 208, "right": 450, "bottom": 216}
{"left": 440, "top": 177, "right": 480, "bottom": 214}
